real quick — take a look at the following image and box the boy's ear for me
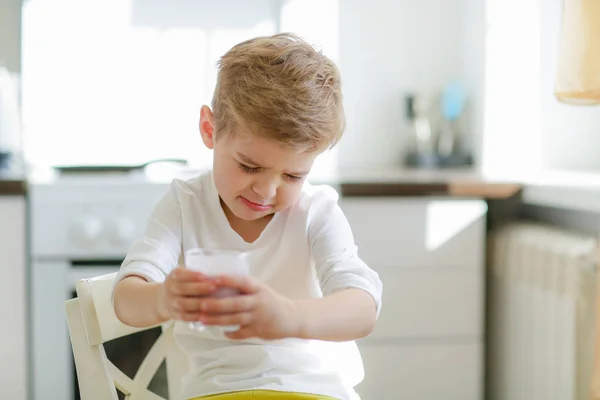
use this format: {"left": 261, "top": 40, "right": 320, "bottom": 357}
{"left": 200, "top": 105, "right": 215, "bottom": 149}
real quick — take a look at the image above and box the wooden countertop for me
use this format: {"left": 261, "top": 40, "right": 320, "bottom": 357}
{"left": 0, "top": 165, "right": 27, "bottom": 196}
{"left": 26, "top": 165, "right": 523, "bottom": 199}
{"left": 314, "top": 167, "right": 523, "bottom": 199}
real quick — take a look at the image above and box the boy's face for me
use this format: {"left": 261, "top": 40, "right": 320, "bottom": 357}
{"left": 200, "top": 106, "right": 318, "bottom": 222}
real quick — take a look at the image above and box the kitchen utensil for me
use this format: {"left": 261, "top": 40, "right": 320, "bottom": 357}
{"left": 438, "top": 82, "right": 467, "bottom": 157}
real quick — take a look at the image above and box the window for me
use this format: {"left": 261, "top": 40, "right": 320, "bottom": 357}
{"left": 22, "top": 0, "right": 338, "bottom": 173}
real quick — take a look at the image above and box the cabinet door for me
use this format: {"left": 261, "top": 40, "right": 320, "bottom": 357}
{"left": 355, "top": 342, "right": 483, "bottom": 400}
{"left": 340, "top": 198, "right": 487, "bottom": 268}
{"left": 371, "top": 265, "right": 483, "bottom": 339}
{"left": 0, "top": 196, "right": 27, "bottom": 400}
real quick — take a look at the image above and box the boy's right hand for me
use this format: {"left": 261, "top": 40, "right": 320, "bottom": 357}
{"left": 157, "top": 266, "right": 218, "bottom": 322}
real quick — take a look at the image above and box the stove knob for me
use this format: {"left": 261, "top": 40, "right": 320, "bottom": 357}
{"left": 111, "top": 217, "right": 136, "bottom": 245}
{"left": 72, "top": 216, "right": 104, "bottom": 244}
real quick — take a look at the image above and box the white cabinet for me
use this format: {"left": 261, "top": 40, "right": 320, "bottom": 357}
{"left": 341, "top": 197, "right": 487, "bottom": 400}
{"left": 356, "top": 343, "right": 483, "bottom": 400}
{"left": 369, "top": 266, "right": 483, "bottom": 339}
{"left": 0, "top": 196, "right": 28, "bottom": 400}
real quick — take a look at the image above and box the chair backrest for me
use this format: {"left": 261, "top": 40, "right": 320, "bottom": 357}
{"left": 65, "top": 273, "right": 189, "bottom": 400}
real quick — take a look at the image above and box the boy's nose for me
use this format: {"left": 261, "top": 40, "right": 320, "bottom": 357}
{"left": 251, "top": 180, "right": 278, "bottom": 199}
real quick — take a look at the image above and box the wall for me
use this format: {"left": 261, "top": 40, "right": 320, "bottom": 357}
{"left": 480, "top": 0, "right": 543, "bottom": 175}
{"left": 460, "top": 0, "right": 486, "bottom": 169}
{"left": 0, "top": 0, "right": 22, "bottom": 156}
{"left": 540, "top": 0, "right": 600, "bottom": 172}
{"left": 337, "top": 0, "right": 486, "bottom": 169}
{"left": 0, "top": 0, "right": 21, "bottom": 74}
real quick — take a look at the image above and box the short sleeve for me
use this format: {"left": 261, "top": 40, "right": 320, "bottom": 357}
{"left": 112, "top": 180, "right": 183, "bottom": 292}
{"left": 308, "top": 187, "right": 383, "bottom": 316}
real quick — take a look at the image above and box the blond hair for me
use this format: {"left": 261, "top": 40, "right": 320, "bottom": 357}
{"left": 211, "top": 33, "right": 344, "bottom": 152}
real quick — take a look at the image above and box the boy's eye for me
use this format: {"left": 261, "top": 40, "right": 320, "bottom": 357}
{"left": 239, "top": 163, "right": 260, "bottom": 173}
{"left": 238, "top": 162, "right": 303, "bottom": 182}
{"left": 285, "top": 174, "right": 304, "bottom": 182}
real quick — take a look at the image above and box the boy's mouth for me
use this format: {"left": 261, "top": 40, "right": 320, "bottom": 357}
{"left": 239, "top": 196, "right": 273, "bottom": 212}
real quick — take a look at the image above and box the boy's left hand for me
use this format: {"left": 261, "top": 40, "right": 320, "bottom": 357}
{"left": 197, "top": 275, "right": 302, "bottom": 340}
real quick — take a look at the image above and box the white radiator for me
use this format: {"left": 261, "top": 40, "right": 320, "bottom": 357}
{"left": 488, "top": 222, "right": 598, "bottom": 400}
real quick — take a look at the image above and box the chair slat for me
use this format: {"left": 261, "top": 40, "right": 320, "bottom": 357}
{"left": 76, "top": 273, "right": 152, "bottom": 345}
{"left": 133, "top": 324, "right": 173, "bottom": 391}
{"left": 65, "top": 299, "right": 119, "bottom": 400}
{"left": 108, "top": 362, "right": 134, "bottom": 395}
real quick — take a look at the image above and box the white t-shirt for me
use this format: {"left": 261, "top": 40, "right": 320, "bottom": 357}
{"left": 113, "top": 171, "right": 383, "bottom": 400}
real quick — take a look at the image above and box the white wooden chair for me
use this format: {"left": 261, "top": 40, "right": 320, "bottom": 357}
{"left": 65, "top": 273, "right": 189, "bottom": 400}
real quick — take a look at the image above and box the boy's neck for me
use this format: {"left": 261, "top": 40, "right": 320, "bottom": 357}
{"left": 220, "top": 197, "right": 273, "bottom": 244}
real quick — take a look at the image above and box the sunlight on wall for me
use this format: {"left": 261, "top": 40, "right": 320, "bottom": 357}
{"left": 482, "top": 0, "right": 542, "bottom": 176}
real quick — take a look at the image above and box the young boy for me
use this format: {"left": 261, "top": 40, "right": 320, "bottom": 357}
{"left": 112, "top": 33, "right": 383, "bottom": 400}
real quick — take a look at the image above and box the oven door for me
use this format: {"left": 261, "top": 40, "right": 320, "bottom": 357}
{"left": 31, "top": 259, "right": 167, "bottom": 400}
{"left": 68, "top": 262, "right": 123, "bottom": 287}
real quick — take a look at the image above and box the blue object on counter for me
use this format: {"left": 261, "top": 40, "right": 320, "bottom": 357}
{"left": 441, "top": 82, "right": 466, "bottom": 121}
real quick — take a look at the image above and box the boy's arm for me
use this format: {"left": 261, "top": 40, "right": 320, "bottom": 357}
{"left": 294, "top": 288, "right": 378, "bottom": 342}
{"left": 303, "top": 190, "right": 383, "bottom": 342}
{"left": 112, "top": 181, "right": 184, "bottom": 327}
{"left": 113, "top": 276, "right": 167, "bottom": 328}
{"left": 114, "top": 267, "right": 215, "bottom": 328}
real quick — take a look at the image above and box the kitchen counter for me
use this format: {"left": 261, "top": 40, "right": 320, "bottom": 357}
{"left": 0, "top": 166, "right": 27, "bottom": 195}
{"left": 312, "top": 167, "right": 522, "bottom": 199}
{"left": 29, "top": 165, "right": 523, "bottom": 200}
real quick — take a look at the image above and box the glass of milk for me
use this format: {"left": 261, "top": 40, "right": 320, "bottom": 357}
{"left": 184, "top": 248, "right": 250, "bottom": 333}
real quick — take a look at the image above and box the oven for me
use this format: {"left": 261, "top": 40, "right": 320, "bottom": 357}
{"left": 30, "top": 172, "right": 172, "bottom": 400}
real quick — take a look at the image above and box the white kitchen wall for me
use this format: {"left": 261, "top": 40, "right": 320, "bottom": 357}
{"left": 540, "top": 0, "right": 600, "bottom": 172}
{"left": 0, "top": 0, "right": 21, "bottom": 74}
{"left": 0, "top": 0, "right": 23, "bottom": 157}
{"left": 337, "top": 0, "right": 485, "bottom": 169}
{"left": 460, "top": 0, "right": 486, "bottom": 170}
{"left": 482, "top": 0, "right": 542, "bottom": 175}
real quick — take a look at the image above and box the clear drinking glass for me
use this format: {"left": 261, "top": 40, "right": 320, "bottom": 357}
{"left": 184, "top": 248, "right": 250, "bottom": 333}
